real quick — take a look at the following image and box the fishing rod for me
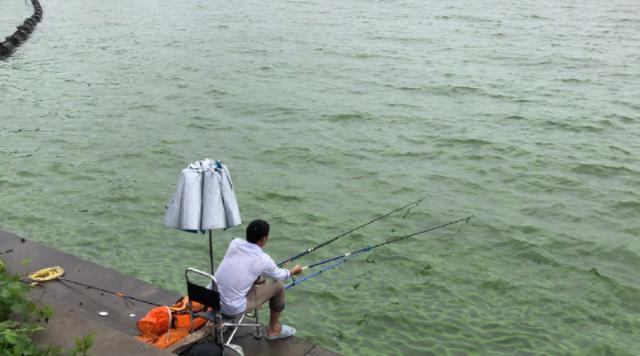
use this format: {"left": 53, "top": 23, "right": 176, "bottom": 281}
{"left": 303, "top": 215, "right": 472, "bottom": 270}
{"left": 277, "top": 196, "right": 426, "bottom": 267}
{"left": 57, "top": 277, "right": 163, "bottom": 306}
{"left": 286, "top": 254, "right": 350, "bottom": 290}
{"left": 286, "top": 215, "right": 473, "bottom": 289}
{"left": 21, "top": 272, "right": 162, "bottom": 307}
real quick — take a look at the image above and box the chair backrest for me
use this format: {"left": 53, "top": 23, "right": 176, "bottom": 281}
{"left": 185, "top": 268, "right": 221, "bottom": 311}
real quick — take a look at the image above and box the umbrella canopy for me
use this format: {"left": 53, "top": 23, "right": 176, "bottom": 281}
{"left": 164, "top": 159, "right": 241, "bottom": 273}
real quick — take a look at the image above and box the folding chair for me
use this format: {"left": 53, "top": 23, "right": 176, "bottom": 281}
{"left": 185, "top": 268, "right": 262, "bottom": 356}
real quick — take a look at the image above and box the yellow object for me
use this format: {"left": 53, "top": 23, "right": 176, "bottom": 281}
{"left": 29, "top": 266, "right": 64, "bottom": 281}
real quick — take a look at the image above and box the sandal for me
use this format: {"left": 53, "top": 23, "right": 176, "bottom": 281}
{"left": 265, "top": 324, "right": 296, "bottom": 340}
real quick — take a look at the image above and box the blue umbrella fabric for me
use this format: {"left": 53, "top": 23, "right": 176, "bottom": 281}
{"left": 164, "top": 159, "right": 241, "bottom": 232}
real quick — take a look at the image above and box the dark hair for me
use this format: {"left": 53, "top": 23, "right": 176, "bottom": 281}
{"left": 246, "top": 219, "right": 269, "bottom": 244}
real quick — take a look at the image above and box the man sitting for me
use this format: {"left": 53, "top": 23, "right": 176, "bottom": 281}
{"left": 214, "top": 219, "right": 303, "bottom": 340}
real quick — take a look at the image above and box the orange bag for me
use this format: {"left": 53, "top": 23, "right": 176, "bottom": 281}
{"left": 137, "top": 306, "right": 171, "bottom": 339}
{"left": 135, "top": 296, "right": 208, "bottom": 348}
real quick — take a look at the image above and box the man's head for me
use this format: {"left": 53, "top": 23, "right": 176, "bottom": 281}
{"left": 246, "top": 219, "right": 270, "bottom": 245}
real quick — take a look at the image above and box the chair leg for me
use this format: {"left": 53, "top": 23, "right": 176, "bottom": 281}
{"left": 188, "top": 301, "right": 193, "bottom": 334}
{"left": 214, "top": 314, "right": 224, "bottom": 345}
{"left": 254, "top": 309, "right": 263, "bottom": 339}
{"left": 225, "top": 343, "right": 245, "bottom": 356}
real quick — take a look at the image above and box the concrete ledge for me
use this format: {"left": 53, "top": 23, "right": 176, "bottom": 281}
{"left": 0, "top": 231, "right": 339, "bottom": 355}
{"left": 32, "top": 297, "right": 171, "bottom": 355}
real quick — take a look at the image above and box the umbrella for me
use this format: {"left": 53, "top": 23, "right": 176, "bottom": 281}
{"left": 164, "top": 159, "right": 241, "bottom": 274}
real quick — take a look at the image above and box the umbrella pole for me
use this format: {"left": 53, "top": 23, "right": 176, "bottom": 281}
{"left": 208, "top": 229, "right": 214, "bottom": 275}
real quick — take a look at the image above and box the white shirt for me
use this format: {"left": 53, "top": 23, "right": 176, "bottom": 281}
{"left": 214, "top": 238, "right": 290, "bottom": 315}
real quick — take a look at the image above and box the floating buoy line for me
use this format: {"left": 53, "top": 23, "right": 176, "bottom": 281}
{"left": 0, "top": 0, "right": 43, "bottom": 58}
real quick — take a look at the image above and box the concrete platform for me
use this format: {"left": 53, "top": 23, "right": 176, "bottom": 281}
{"left": 0, "top": 230, "right": 338, "bottom": 356}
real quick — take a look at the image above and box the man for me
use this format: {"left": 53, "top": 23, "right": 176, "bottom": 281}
{"left": 214, "top": 219, "right": 303, "bottom": 340}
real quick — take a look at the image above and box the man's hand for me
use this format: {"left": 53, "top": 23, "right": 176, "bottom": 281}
{"left": 289, "top": 264, "right": 303, "bottom": 276}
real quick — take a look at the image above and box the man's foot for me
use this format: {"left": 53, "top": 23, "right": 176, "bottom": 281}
{"left": 265, "top": 323, "right": 296, "bottom": 340}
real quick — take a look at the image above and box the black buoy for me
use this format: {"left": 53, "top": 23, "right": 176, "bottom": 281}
{"left": 1, "top": 41, "right": 15, "bottom": 53}
{"left": 6, "top": 36, "right": 20, "bottom": 46}
{"left": 13, "top": 31, "right": 27, "bottom": 42}
{"left": 18, "top": 26, "right": 32, "bottom": 34}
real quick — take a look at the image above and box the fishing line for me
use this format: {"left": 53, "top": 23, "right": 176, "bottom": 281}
{"left": 277, "top": 196, "right": 426, "bottom": 266}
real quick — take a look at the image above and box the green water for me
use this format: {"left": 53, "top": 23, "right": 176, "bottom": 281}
{"left": 2, "top": 0, "right": 639, "bottom": 354}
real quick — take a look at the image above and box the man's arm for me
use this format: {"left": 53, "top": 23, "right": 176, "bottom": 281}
{"left": 263, "top": 257, "right": 303, "bottom": 281}
{"left": 256, "top": 264, "right": 301, "bottom": 285}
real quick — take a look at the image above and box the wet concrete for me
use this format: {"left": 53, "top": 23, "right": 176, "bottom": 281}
{"left": 0, "top": 230, "right": 338, "bottom": 355}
